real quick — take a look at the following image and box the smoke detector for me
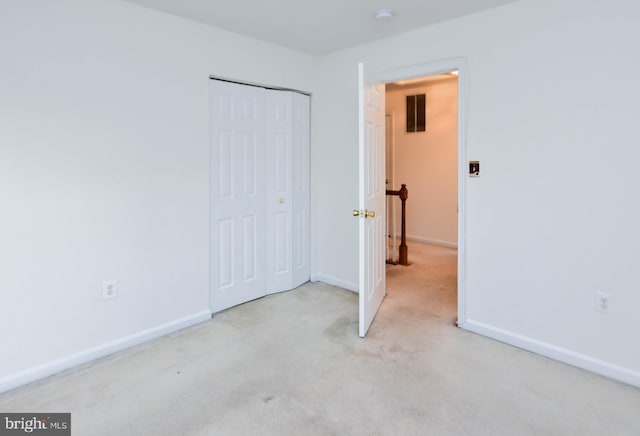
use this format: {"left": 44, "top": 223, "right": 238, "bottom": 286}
{"left": 375, "top": 9, "right": 394, "bottom": 23}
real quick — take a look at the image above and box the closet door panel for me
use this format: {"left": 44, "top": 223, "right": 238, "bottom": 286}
{"left": 210, "top": 81, "right": 266, "bottom": 312}
{"left": 266, "top": 90, "right": 293, "bottom": 294}
{"left": 218, "top": 219, "right": 234, "bottom": 289}
{"left": 291, "top": 93, "right": 311, "bottom": 287}
{"left": 211, "top": 81, "right": 310, "bottom": 307}
{"left": 241, "top": 215, "right": 257, "bottom": 281}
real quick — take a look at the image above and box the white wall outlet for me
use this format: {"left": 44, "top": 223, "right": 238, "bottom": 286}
{"left": 595, "top": 291, "right": 613, "bottom": 314}
{"left": 102, "top": 280, "right": 118, "bottom": 300}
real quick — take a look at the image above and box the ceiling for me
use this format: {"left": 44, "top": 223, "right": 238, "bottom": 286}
{"left": 124, "top": 0, "right": 519, "bottom": 55}
{"left": 387, "top": 73, "right": 457, "bottom": 89}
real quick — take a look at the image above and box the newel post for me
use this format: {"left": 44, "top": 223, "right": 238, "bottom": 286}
{"left": 399, "top": 184, "right": 409, "bottom": 266}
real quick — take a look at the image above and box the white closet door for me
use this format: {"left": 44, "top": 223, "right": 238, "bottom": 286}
{"left": 210, "top": 80, "right": 267, "bottom": 312}
{"left": 291, "top": 92, "right": 311, "bottom": 288}
{"left": 265, "top": 90, "right": 293, "bottom": 294}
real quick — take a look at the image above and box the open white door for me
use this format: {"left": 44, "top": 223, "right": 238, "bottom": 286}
{"left": 358, "top": 63, "right": 386, "bottom": 337}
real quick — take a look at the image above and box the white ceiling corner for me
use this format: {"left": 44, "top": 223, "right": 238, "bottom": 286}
{"left": 124, "top": 0, "right": 519, "bottom": 55}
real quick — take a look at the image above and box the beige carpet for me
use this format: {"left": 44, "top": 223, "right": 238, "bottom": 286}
{"left": 1, "top": 242, "right": 639, "bottom": 435}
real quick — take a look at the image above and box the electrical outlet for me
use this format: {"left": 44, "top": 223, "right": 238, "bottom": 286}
{"left": 102, "top": 280, "right": 118, "bottom": 301}
{"left": 595, "top": 291, "right": 612, "bottom": 314}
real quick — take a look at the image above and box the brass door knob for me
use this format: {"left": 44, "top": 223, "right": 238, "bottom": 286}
{"left": 354, "top": 209, "right": 375, "bottom": 218}
{"left": 279, "top": 198, "right": 284, "bottom": 204}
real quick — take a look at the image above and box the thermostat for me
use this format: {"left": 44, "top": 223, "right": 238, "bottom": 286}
{"left": 469, "top": 161, "right": 479, "bottom": 177}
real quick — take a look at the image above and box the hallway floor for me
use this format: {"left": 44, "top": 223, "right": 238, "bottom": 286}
{"left": 1, "top": 243, "right": 639, "bottom": 435}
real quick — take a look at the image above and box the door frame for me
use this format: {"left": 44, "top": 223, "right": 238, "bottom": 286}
{"left": 385, "top": 113, "right": 397, "bottom": 263}
{"left": 377, "top": 57, "right": 468, "bottom": 327}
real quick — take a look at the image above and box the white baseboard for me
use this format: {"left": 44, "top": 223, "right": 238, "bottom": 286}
{"left": 460, "top": 319, "right": 640, "bottom": 388}
{"left": 310, "top": 273, "right": 359, "bottom": 293}
{"left": 0, "top": 310, "right": 212, "bottom": 394}
{"left": 405, "top": 235, "right": 458, "bottom": 249}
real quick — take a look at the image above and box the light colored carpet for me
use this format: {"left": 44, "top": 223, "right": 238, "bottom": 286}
{"left": 1, "top": 243, "right": 639, "bottom": 435}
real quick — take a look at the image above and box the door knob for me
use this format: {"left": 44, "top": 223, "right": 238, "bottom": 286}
{"left": 353, "top": 209, "right": 375, "bottom": 218}
{"left": 279, "top": 198, "right": 284, "bottom": 204}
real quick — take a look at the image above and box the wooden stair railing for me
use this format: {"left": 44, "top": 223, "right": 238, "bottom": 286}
{"left": 386, "top": 184, "right": 409, "bottom": 266}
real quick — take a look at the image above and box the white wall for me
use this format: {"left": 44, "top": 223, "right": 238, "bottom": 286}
{"left": 0, "top": 0, "right": 316, "bottom": 392}
{"left": 386, "top": 79, "right": 458, "bottom": 248}
{"left": 312, "top": 0, "right": 640, "bottom": 385}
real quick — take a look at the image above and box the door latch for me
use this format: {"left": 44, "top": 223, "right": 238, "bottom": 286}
{"left": 353, "top": 209, "right": 375, "bottom": 218}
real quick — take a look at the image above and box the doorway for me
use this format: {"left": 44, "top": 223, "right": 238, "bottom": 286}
{"left": 368, "top": 58, "right": 468, "bottom": 326}
{"left": 385, "top": 71, "right": 459, "bottom": 323}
